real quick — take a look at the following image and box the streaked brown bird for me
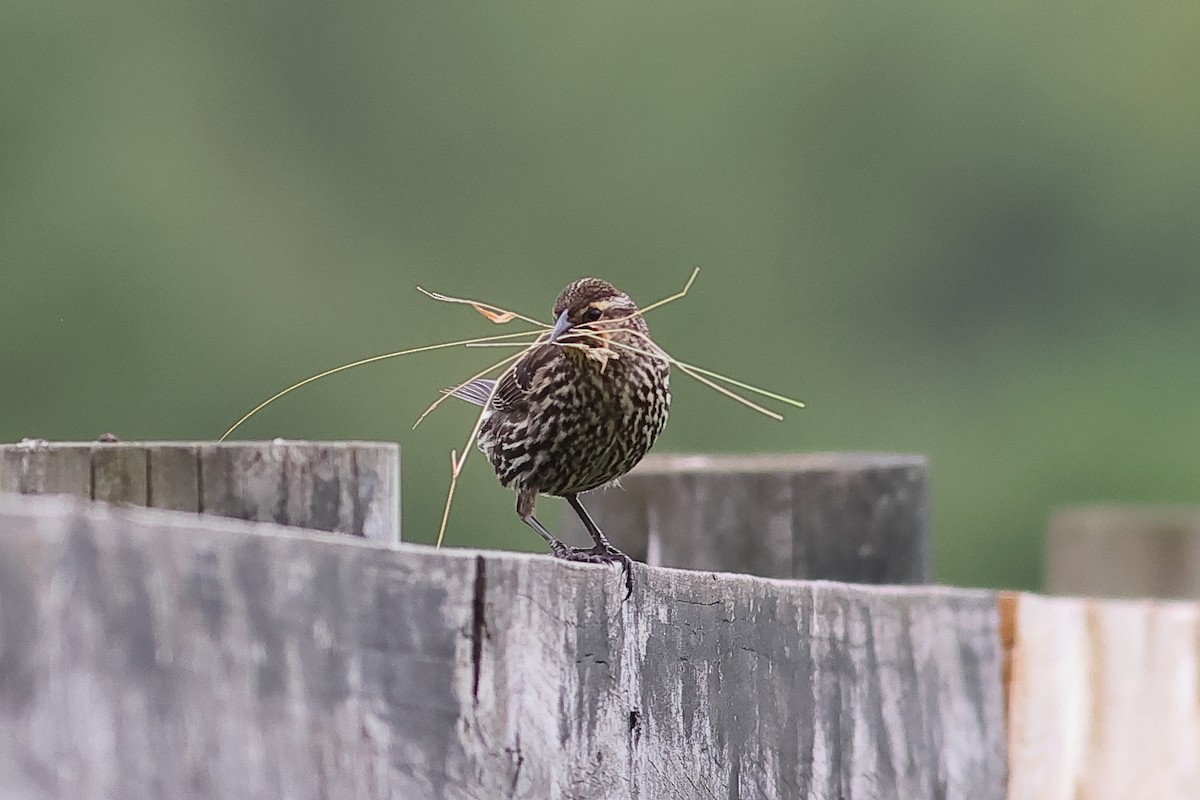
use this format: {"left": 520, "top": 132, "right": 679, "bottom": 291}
{"left": 449, "top": 278, "right": 670, "bottom": 593}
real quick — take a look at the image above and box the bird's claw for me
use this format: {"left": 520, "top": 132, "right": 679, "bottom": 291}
{"left": 551, "top": 544, "right": 634, "bottom": 600}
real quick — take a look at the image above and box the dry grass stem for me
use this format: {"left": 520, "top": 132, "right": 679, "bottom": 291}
{"left": 434, "top": 374, "right": 504, "bottom": 548}
{"left": 628, "top": 266, "right": 701, "bottom": 318}
{"left": 434, "top": 449, "right": 461, "bottom": 550}
{"left": 416, "top": 286, "right": 549, "bottom": 329}
{"left": 578, "top": 328, "right": 804, "bottom": 419}
{"left": 218, "top": 328, "right": 544, "bottom": 441}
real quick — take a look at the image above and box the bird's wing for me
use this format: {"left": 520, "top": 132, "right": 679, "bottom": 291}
{"left": 445, "top": 344, "right": 558, "bottom": 411}
{"left": 507, "top": 343, "right": 563, "bottom": 399}
{"left": 442, "top": 378, "right": 496, "bottom": 407}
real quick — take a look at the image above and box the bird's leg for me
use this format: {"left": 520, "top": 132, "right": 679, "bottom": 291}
{"left": 565, "top": 493, "right": 633, "bottom": 598}
{"left": 566, "top": 493, "right": 617, "bottom": 551}
{"left": 517, "top": 490, "right": 572, "bottom": 558}
{"left": 517, "top": 490, "right": 633, "bottom": 598}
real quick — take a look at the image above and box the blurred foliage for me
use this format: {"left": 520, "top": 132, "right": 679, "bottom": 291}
{"left": 2, "top": 1, "right": 1198, "bottom": 590}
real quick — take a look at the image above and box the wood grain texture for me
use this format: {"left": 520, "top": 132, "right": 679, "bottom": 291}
{"left": 1047, "top": 506, "right": 1200, "bottom": 599}
{"left": 565, "top": 453, "right": 930, "bottom": 583}
{"left": 1006, "top": 593, "right": 1200, "bottom": 800}
{"left": 0, "top": 494, "right": 1004, "bottom": 800}
{"left": 0, "top": 440, "right": 399, "bottom": 543}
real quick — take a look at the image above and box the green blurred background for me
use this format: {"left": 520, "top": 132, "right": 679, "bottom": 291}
{"left": 3, "top": 2, "right": 1197, "bottom": 590}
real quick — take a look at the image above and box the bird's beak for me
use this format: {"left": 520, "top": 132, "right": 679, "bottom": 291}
{"left": 548, "top": 309, "right": 573, "bottom": 344}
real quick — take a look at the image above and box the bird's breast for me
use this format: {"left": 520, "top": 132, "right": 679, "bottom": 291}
{"left": 478, "top": 341, "right": 669, "bottom": 495}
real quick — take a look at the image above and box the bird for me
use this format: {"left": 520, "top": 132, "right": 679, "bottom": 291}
{"left": 447, "top": 278, "right": 671, "bottom": 595}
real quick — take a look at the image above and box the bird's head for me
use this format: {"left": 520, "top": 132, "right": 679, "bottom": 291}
{"left": 548, "top": 278, "right": 644, "bottom": 348}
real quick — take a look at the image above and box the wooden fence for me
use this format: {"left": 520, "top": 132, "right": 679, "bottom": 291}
{"left": 1047, "top": 505, "right": 1200, "bottom": 599}
{"left": 0, "top": 441, "right": 1196, "bottom": 799}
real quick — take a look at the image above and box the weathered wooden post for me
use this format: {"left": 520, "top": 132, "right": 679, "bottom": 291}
{"left": 1003, "top": 591, "right": 1200, "bottom": 799}
{"left": 0, "top": 439, "right": 399, "bottom": 543}
{"left": 0, "top": 493, "right": 1007, "bottom": 800}
{"left": 566, "top": 452, "right": 930, "bottom": 582}
{"left": 1046, "top": 506, "right": 1200, "bottom": 599}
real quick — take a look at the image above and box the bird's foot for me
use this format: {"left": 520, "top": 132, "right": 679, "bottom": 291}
{"left": 550, "top": 543, "right": 634, "bottom": 600}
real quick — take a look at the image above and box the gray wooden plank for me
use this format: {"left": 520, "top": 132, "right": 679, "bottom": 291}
{"left": 0, "top": 447, "right": 19, "bottom": 494}
{"left": 0, "top": 440, "right": 92, "bottom": 497}
{"left": 279, "top": 442, "right": 355, "bottom": 533}
{"left": 91, "top": 443, "right": 149, "bottom": 504}
{"left": 568, "top": 453, "right": 931, "bottom": 583}
{"left": 0, "top": 494, "right": 1004, "bottom": 800}
{"left": 198, "top": 440, "right": 288, "bottom": 523}
{"left": 353, "top": 442, "right": 401, "bottom": 544}
{"left": 146, "top": 444, "right": 202, "bottom": 511}
{"left": 789, "top": 453, "right": 929, "bottom": 583}
{"left": 0, "top": 441, "right": 400, "bottom": 542}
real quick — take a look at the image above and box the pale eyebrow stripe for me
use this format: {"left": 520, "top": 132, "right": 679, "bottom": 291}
{"left": 592, "top": 298, "right": 634, "bottom": 311}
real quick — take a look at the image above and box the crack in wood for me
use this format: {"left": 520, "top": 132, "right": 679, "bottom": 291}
{"left": 471, "top": 555, "right": 487, "bottom": 706}
{"left": 196, "top": 450, "right": 205, "bottom": 514}
{"left": 507, "top": 732, "right": 524, "bottom": 798}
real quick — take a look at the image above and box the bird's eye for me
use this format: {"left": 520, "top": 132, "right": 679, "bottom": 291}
{"left": 582, "top": 307, "right": 602, "bottom": 323}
